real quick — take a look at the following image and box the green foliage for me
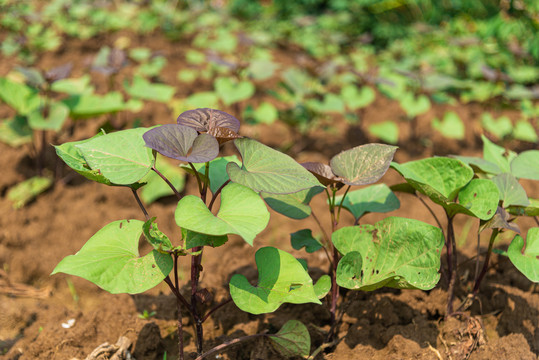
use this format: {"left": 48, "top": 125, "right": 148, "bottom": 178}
{"left": 368, "top": 121, "right": 399, "bottom": 145}
{"left": 508, "top": 228, "right": 539, "bottom": 283}
{"left": 175, "top": 183, "right": 270, "bottom": 245}
{"left": 52, "top": 220, "right": 173, "bottom": 294}
{"left": 432, "top": 111, "right": 465, "bottom": 140}
{"left": 334, "top": 183, "right": 400, "bottom": 221}
{"left": 7, "top": 176, "right": 53, "bottom": 209}
{"left": 290, "top": 229, "right": 322, "bottom": 253}
{"left": 268, "top": 320, "right": 311, "bottom": 359}
{"left": 333, "top": 217, "right": 444, "bottom": 291}
{"left": 229, "top": 247, "right": 329, "bottom": 314}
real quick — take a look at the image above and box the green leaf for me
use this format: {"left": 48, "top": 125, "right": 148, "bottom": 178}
{"left": 432, "top": 111, "right": 465, "bottom": 140}
{"left": 0, "top": 116, "right": 32, "bottom": 147}
{"left": 291, "top": 229, "right": 322, "bottom": 253}
{"left": 269, "top": 320, "right": 311, "bottom": 359}
{"left": 51, "top": 75, "right": 94, "bottom": 95}
{"left": 491, "top": 173, "right": 529, "bottom": 207}
{"left": 334, "top": 184, "right": 400, "bottom": 221}
{"left": 7, "top": 176, "right": 53, "bottom": 209}
{"left": 140, "top": 156, "right": 185, "bottom": 204}
{"left": 143, "top": 217, "right": 173, "bottom": 252}
{"left": 399, "top": 93, "right": 430, "bottom": 118}
{"left": 52, "top": 220, "right": 173, "bottom": 294}
{"left": 124, "top": 75, "right": 175, "bottom": 103}
{"left": 507, "top": 198, "right": 539, "bottom": 217}
{"left": 482, "top": 135, "right": 515, "bottom": 174}
{"left": 0, "top": 77, "right": 40, "bottom": 115}
{"left": 333, "top": 217, "right": 444, "bottom": 291}
{"left": 262, "top": 186, "right": 324, "bottom": 220}
{"left": 513, "top": 120, "right": 538, "bottom": 143}
{"left": 511, "top": 150, "right": 539, "bottom": 180}
{"left": 76, "top": 128, "right": 154, "bottom": 185}
{"left": 175, "top": 183, "right": 269, "bottom": 245}
{"left": 182, "top": 229, "right": 227, "bottom": 250}
{"left": 368, "top": 121, "right": 399, "bottom": 145}
{"left": 313, "top": 275, "right": 331, "bottom": 299}
{"left": 341, "top": 85, "right": 375, "bottom": 110}
{"left": 253, "top": 102, "right": 278, "bottom": 124}
{"left": 481, "top": 113, "right": 512, "bottom": 139}
{"left": 227, "top": 138, "right": 322, "bottom": 194}
{"left": 330, "top": 144, "right": 398, "bottom": 186}
{"left": 27, "top": 101, "right": 70, "bottom": 131}
{"left": 189, "top": 156, "right": 242, "bottom": 194}
{"left": 63, "top": 92, "right": 126, "bottom": 119}
{"left": 214, "top": 77, "right": 255, "bottom": 106}
{"left": 54, "top": 133, "right": 113, "bottom": 186}
{"left": 445, "top": 179, "right": 499, "bottom": 219}
{"left": 247, "top": 59, "right": 279, "bottom": 81}
{"left": 229, "top": 247, "right": 322, "bottom": 314}
{"left": 391, "top": 157, "right": 474, "bottom": 206}
{"left": 185, "top": 92, "right": 219, "bottom": 108}
{"left": 451, "top": 156, "right": 501, "bottom": 175}
{"left": 507, "top": 228, "right": 539, "bottom": 282}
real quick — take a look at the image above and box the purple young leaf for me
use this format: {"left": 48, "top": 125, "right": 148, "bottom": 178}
{"left": 301, "top": 162, "right": 344, "bottom": 187}
{"left": 177, "top": 108, "right": 240, "bottom": 133}
{"left": 208, "top": 126, "right": 243, "bottom": 144}
{"left": 143, "top": 124, "right": 219, "bottom": 163}
{"left": 45, "top": 63, "right": 73, "bottom": 82}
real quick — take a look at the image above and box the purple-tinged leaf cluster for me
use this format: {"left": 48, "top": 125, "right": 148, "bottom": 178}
{"left": 143, "top": 124, "right": 219, "bottom": 163}
{"left": 177, "top": 108, "right": 242, "bottom": 144}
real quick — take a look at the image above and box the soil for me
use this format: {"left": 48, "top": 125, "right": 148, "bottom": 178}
{"left": 1, "top": 30, "right": 538, "bottom": 360}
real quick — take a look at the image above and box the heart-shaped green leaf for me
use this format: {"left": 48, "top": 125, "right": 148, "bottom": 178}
{"left": 451, "top": 155, "right": 501, "bottom": 175}
{"left": 291, "top": 229, "right": 322, "bottom": 253}
{"left": 511, "top": 150, "right": 539, "bottom": 180}
{"left": 143, "top": 124, "right": 219, "bottom": 163}
{"left": 399, "top": 93, "right": 431, "bottom": 118}
{"left": 27, "top": 101, "right": 70, "bottom": 131}
{"left": 124, "top": 75, "right": 175, "bottom": 103}
{"left": 508, "top": 228, "right": 539, "bottom": 282}
{"left": 334, "top": 183, "right": 400, "bottom": 221}
{"left": 0, "top": 77, "right": 40, "bottom": 115}
{"left": 229, "top": 247, "right": 324, "bottom": 314}
{"left": 51, "top": 219, "right": 173, "bottom": 294}
{"left": 330, "top": 144, "right": 398, "bottom": 186}
{"left": 341, "top": 85, "right": 376, "bottom": 110}
{"left": 76, "top": 128, "right": 154, "bottom": 185}
{"left": 214, "top": 77, "right": 255, "bottom": 106}
{"left": 481, "top": 113, "right": 513, "bottom": 139}
{"left": 63, "top": 91, "right": 126, "bottom": 119}
{"left": 391, "top": 157, "right": 474, "bottom": 206}
{"left": 432, "top": 111, "right": 465, "bottom": 140}
{"left": 269, "top": 320, "right": 311, "bottom": 359}
{"left": 513, "top": 120, "right": 538, "bottom": 143}
{"left": 333, "top": 217, "right": 444, "bottom": 291}
{"left": 445, "top": 179, "right": 499, "bottom": 219}
{"left": 175, "top": 183, "right": 269, "bottom": 245}
{"left": 262, "top": 186, "right": 324, "bottom": 220}
{"left": 368, "top": 121, "right": 399, "bottom": 145}
{"left": 227, "top": 138, "right": 322, "bottom": 194}
{"left": 491, "top": 173, "right": 530, "bottom": 207}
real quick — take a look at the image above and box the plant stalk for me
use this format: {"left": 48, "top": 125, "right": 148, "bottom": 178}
{"left": 202, "top": 297, "right": 232, "bottom": 323}
{"left": 208, "top": 180, "right": 230, "bottom": 212}
{"left": 445, "top": 215, "right": 457, "bottom": 317}
{"left": 191, "top": 248, "right": 204, "bottom": 354}
{"left": 472, "top": 229, "right": 499, "bottom": 295}
{"left": 152, "top": 166, "right": 182, "bottom": 200}
{"left": 189, "top": 162, "right": 204, "bottom": 195}
{"left": 194, "top": 332, "right": 268, "bottom": 360}
{"left": 131, "top": 188, "right": 150, "bottom": 221}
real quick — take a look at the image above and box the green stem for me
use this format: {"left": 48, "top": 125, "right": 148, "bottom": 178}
{"left": 336, "top": 185, "right": 351, "bottom": 224}
{"left": 189, "top": 162, "right": 204, "bottom": 196}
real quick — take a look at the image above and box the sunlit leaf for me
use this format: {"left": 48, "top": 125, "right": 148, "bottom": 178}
{"left": 507, "top": 228, "right": 539, "bottom": 283}
{"left": 335, "top": 184, "right": 400, "bottom": 221}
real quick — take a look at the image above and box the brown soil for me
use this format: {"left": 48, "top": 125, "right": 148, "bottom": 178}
{"left": 1, "top": 31, "right": 538, "bottom": 360}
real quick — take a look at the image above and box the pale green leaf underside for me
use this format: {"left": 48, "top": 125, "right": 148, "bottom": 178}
{"left": 227, "top": 138, "right": 322, "bottom": 194}
{"left": 491, "top": 173, "right": 530, "bottom": 208}
{"left": 269, "top": 320, "right": 311, "bottom": 358}
{"left": 262, "top": 186, "right": 324, "bottom": 220}
{"left": 508, "top": 228, "right": 539, "bottom": 283}
{"left": 229, "top": 247, "right": 322, "bottom": 314}
{"left": 335, "top": 183, "right": 400, "bottom": 220}
{"left": 76, "top": 127, "right": 154, "bottom": 185}
{"left": 333, "top": 217, "right": 444, "bottom": 291}
{"left": 511, "top": 150, "right": 539, "bottom": 181}
{"left": 175, "top": 183, "right": 269, "bottom": 245}
{"left": 51, "top": 220, "right": 173, "bottom": 294}
{"left": 391, "top": 157, "right": 473, "bottom": 206}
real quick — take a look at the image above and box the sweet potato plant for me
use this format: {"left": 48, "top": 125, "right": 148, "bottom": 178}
{"left": 51, "top": 108, "right": 538, "bottom": 359}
